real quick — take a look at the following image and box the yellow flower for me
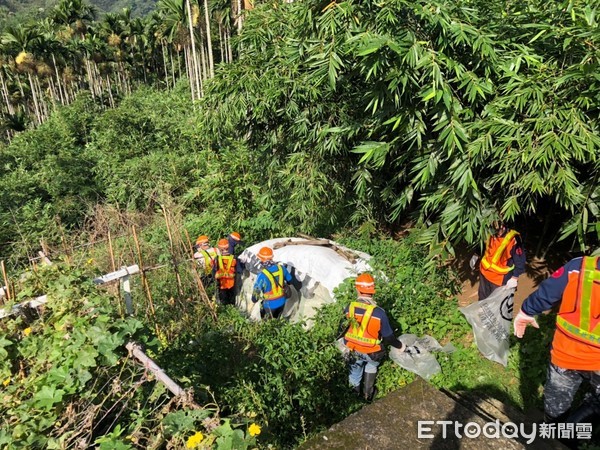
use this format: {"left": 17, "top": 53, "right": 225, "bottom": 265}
{"left": 186, "top": 431, "right": 204, "bottom": 448}
{"left": 2, "top": 378, "right": 10, "bottom": 387}
{"left": 23, "top": 327, "right": 32, "bottom": 337}
{"left": 248, "top": 423, "right": 261, "bottom": 437}
{"left": 86, "top": 258, "right": 94, "bottom": 265}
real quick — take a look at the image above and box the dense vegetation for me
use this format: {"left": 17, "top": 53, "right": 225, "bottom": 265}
{"left": 0, "top": 0, "right": 599, "bottom": 447}
{"left": 1, "top": 0, "right": 598, "bottom": 266}
{"left": 0, "top": 0, "right": 157, "bottom": 28}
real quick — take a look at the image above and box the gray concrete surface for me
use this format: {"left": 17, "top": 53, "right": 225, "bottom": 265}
{"left": 299, "top": 378, "right": 567, "bottom": 450}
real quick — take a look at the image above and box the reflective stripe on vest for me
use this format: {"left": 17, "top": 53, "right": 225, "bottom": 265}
{"left": 481, "top": 230, "right": 518, "bottom": 274}
{"left": 215, "top": 255, "right": 235, "bottom": 279}
{"left": 261, "top": 265, "right": 284, "bottom": 300}
{"left": 556, "top": 256, "right": 600, "bottom": 346}
{"left": 345, "top": 302, "right": 382, "bottom": 347}
{"left": 200, "top": 249, "right": 215, "bottom": 275}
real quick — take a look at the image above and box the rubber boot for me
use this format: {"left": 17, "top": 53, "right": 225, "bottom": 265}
{"left": 352, "top": 384, "right": 361, "bottom": 397}
{"left": 362, "top": 372, "right": 377, "bottom": 402}
{"left": 566, "top": 394, "right": 600, "bottom": 423}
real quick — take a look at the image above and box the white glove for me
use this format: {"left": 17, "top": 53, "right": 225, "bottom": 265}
{"left": 469, "top": 254, "right": 480, "bottom": 271}
{"left": 513, "top": 309, "right": 539, "bottom": 338}
{"left": 505, "top": 277, "right": 518, "bottom": 289}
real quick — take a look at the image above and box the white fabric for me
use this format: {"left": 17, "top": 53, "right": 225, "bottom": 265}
{"left": 236, "top": 237, "right": 373, "bottom": 327}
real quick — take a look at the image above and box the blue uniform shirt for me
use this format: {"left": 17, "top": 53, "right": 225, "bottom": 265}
{"left": 252, "top": 262, "right": 293, "bottom": 311}
{"left": 521, "top": 257, "right": 600, "bottom": 316}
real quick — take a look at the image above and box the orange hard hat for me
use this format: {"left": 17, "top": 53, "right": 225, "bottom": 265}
{"left": 257, "top": 247, "right": 273, "bottom": 262}
{"left": 196, "top": 235, "right": 209, "bottom": 245}
{"left": 230, "top": 231, "right": 242, "bottom": 241}
{"left": 217, "top": 239, "right": 229, "bottom": 250}
{"left": 355, "top": 273, "right": 376, "bottom": 295}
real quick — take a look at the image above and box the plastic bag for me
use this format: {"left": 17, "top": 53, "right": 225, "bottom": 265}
{"left": 389, "top": 334, "right": 454, "bottom": 381}
{"left": 459, "top": 285, "right": 515, "bottom": 366}
{"left": 335, "top": 337, "right": 351, "bottom": 361}
{"left": 249, "top": 301, "right": 262, "bottom": 322}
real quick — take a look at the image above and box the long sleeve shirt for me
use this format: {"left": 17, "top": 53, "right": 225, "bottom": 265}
{"left": 521, "top": 257, "right": 600, "bottom": 370}
{"left": 252, "top": 262, "right": 293, "bottom": 310}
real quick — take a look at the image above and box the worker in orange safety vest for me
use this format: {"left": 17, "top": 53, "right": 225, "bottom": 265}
{"left": 478, "top": 220, "right": 526, "bottom": 300}
{"left": 212, "top": 239, "right": 239, "bottom": 306}
{"left": 514, "top": 256, "right": 600, "bottom": 424}
{"left": 340, "top": 273, "right": 418, "bottom": 402}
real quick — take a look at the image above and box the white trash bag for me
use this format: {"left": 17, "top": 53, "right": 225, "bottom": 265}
{"left": 459, "top": 285, "right": 515, "bottom": 366}
{"left": 389, "top": 334, "right": 455, "bottom": 381}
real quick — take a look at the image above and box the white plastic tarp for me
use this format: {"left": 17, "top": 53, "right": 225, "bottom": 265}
{"left": 236, "top": 238, "right": 372, "bottom": 326}
{"left": 389, "top": 334, "right": 456, "bottom": 381}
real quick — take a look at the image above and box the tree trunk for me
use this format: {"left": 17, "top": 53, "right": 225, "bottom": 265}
{"left": 161, "top": 42, "right": 170, "bottom": 89}
{"left": 27, "top": 72, "right": 42, "bottom": 124}
{"left": 219, "top": 24, "right": 224, "bottom": 63}
{"left": 106, "top": 75, "right": 115, "bottom": 108}
{"left": 226, "top": 24, "right": 233, "bottom": 62}
{"left": 185, "top": 0, "right": 202, "bottom": 100}
{"left": 199, "top": 34, "right": 208, "bottom": 80}
{"left": 184, "top": 45, "right": 195, "bottom": 100}
{"left": 203, "top": 0, "right": 215, "bottom": 77}
{"left": 84, "top": 58, "right": 96, "bottom": 99}
{"left": 0, "top": 71, "right": 15, "bottom": 114}
{"left": 51, "top": 54, "right": 65, "bottom": 105}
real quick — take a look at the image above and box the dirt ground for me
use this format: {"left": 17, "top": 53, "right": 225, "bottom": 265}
{"left": 454, "top": 252, "right": 561, "bottom": 311}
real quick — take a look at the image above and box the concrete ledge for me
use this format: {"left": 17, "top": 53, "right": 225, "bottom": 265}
{"left": 299, "top": 378, "right": 567, "bottom": 450}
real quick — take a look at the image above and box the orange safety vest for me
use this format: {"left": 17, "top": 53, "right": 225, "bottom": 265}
{"left": 215, "top": 255, "right": 236, "bottom": 289}
{"left": 344, "top": 302, "right": 382, "bottom": 354}
{"left": 198, "top": 248, "right": 217, "bottom": 275}
{"left": 556, "top": 256, "right": 600, "bottom": 348}
{"left": 261, "top": 265, "right": 285, "bottom": 300}
{"left": 480, "top": 230, "right": 519, "bottom": 285}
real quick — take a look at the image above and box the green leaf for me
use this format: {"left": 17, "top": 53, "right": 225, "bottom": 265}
{"left": 33, "top": 385, "right": 65, "bottom": 410}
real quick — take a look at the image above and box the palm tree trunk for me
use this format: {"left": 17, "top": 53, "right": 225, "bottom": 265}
{"left": 0, "top": 71, "right": 15, "bottom": 114}
{"left": 226, "top": 24, "right": 233, "bottom": 62}
{"left": 237, "top": 0, "right": 243, "bottom": 33}
{"left": 51, "top": 54, "right": 65, "bottom": 105}
{"left": 106, "top": 75, "right": 115, "bottom": 108}
{"left": 203, "top": 0, "right": 215, "bottom": 77}
{"left": 161, "top": 42, "right": 170, "bottom": 89}
{"left": 185, "top": 0, "right": 202, "bottom": 100}
{"left": 27, "top": 72, "right": 42, "bottom": 124}
{"left": 84, "top": 58, "right": 96, "bottom": 99}
{"left": 199, "top": 35, "right": 208, "bottom": 80}
{"left": 16, "top": 76, "right": 25, "bottom": 101}
{"left": 195, "top": 51, "right": 204, "bottom": 96}
{"left": 34, "top": 76, "right": 48, "bottom": 121}
{"left": 219, "top": 24, "right": 224, "bottom": 63}
{"left": 184, "top": 45, "right": 195, "bottom": 99}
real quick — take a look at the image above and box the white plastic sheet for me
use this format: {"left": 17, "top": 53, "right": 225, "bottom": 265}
{"left": 459, "top": 285, "right": 515, "bottom": 366}
{"left": 389, "top": 334, "right": 455, "bottom": 381}
{"left": 236, "top": 238, "right": 373, "bottom": 326}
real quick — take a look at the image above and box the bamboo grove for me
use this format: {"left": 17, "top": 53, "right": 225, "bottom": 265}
{"left": 0, "top": 0, "right": 248, "bottom": 137}
{"left": 0, "top": 0, "right": 599, "bottom": 266}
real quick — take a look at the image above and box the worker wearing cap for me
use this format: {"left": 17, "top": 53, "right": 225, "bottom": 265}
{"left": 228, "top": 232, "right": 243, "bottom": 256}
{"left": 212, "top": 239, "right": 239, "bottom": 306}
{"left": 193, "top": 235, "right": 219, "bottom": 277}
{"left": 479, "top": 220, "right": 526, "bottom": 300}
{"left": 252, "top": 246, "right": 292, "bottom": 319}
{"left": 341, "top": 273, "right": 416, "bottom": 402}
{"left": 514, "top": 256, "right": 600, "bottom": 423}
